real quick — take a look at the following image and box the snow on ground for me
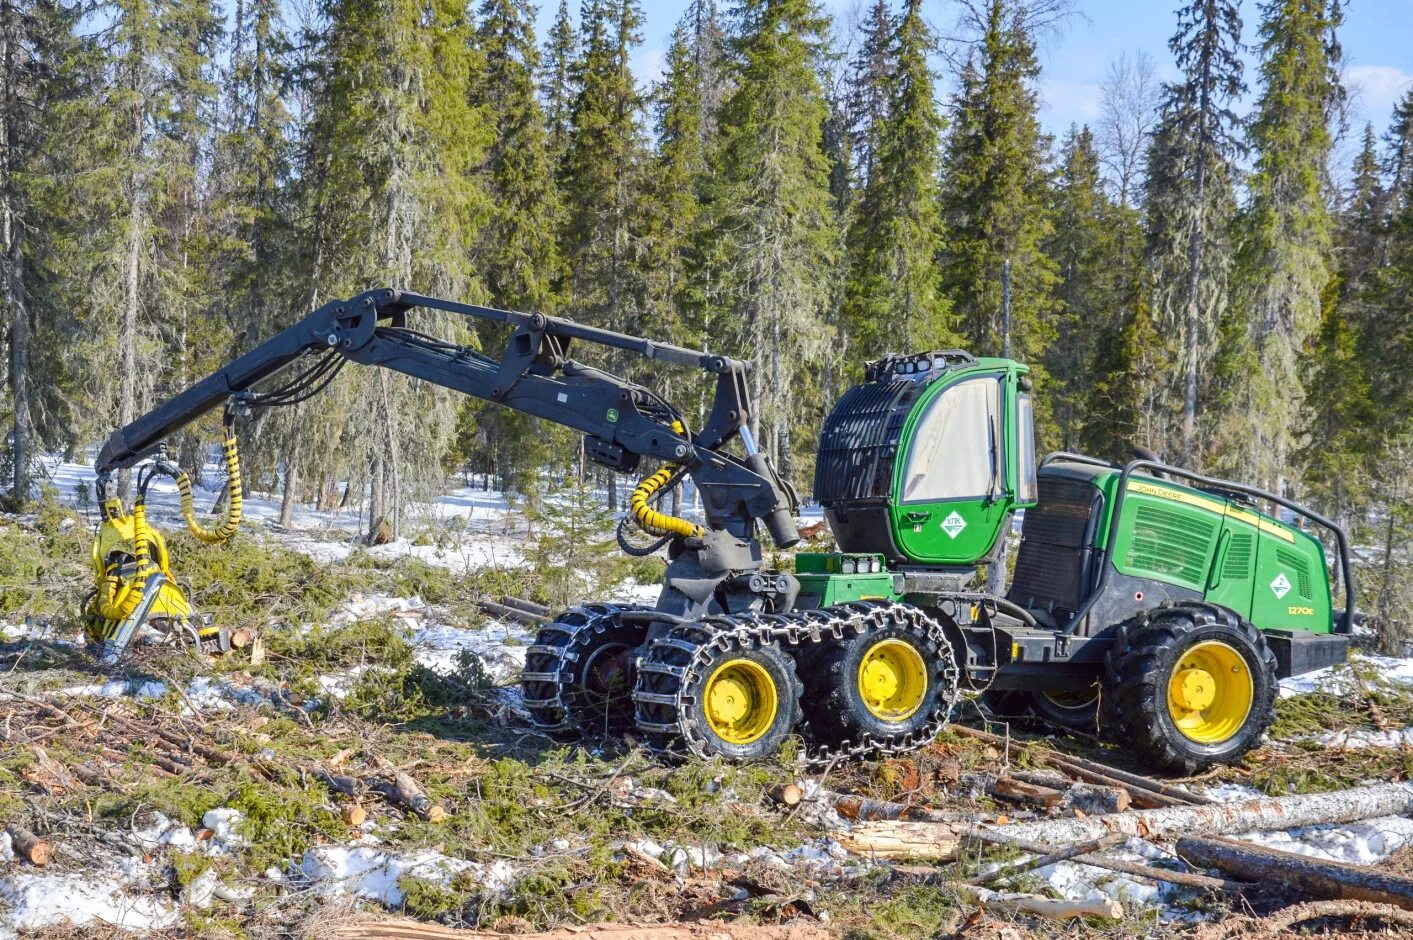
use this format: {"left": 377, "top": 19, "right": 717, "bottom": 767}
{"left": 1318, "top": 727, "right": 1413, "bottom": 749}
{"left": 298, "top": 845, "right": 516, "bottom": 905}
{"left": 0, "top": 807, "right": 254, "bottom": 937}
{"left": 1280, "top": 652, "right": 1413, "bottom": 698}
{"left": 1239, "top": 816, "right": 1413, "bottom": 864}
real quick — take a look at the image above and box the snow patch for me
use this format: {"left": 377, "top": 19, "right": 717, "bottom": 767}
{"left": 1238, "top": 816, "right": 1413, "bottom": 865}
{"left": 1318, "top": 727, "right": 1413, "bottom": 749}
{"left": 1280, "top": 653, "right": 1413, "bottom": 698}
{"left": 298, "top": 845, "right": 515, "bottom": 905}
{"left": 202, "top": 808, "right": 250, "bottom": 855}
{"left": 0, "top": 870, "right": 178, "bottom": 933}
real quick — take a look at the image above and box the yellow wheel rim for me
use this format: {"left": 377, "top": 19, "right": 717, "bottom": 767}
{"left": 1167, "top": 640, "right": 1253, "bottom": 744}
{"left": 857, "top": 638, "right": 929, "bottom": 721}
{"left": 704, "top": 659, "right": 778, "bottom": 745}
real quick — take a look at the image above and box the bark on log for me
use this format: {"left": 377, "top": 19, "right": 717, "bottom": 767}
{"left": 969, "top": 833, "right": 1125, "bottom": 887}
{"left": 1061, "top": 783, "right": 1131, "bottom": 816}
{"left": 1177, "top": 837, "right": 1413, "bottom": 910}
{"left": 476, "top": 600, "right": 546, "bottom": 625}
{"left": 811, "top": 788, "right": 967, "bottom": 824}
{"left": 5, "top": 825, "right": 52, "bottom": 866}
{"left": 994, "top": 783, "right": 1413, "bottom": 846}
{"left": 500, "top": 596, "right": 552, "bottom": 618}
{"left": 956, "top": 883, "right": 1124, "bottom": 921}
{"left": 374, "top": 772, "right": 449, "bottom": 822}
{"left": 988, "top": 775, "right": 1065, "bottom": 808}
{"left": 329, "top": 920, "right": 829, "bottom": 939}
{"left": 969, "top": 827, "right": 1241, "bottom": 892}
{"left": 835, "top": 820, "right": 967, "bottom": 860}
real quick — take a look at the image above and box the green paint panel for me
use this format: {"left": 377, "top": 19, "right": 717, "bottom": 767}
{"left": 888, "top": 363, "right": 1031, "bottom": 565}
{"left": 795, "top": 571, "right": 900, "bottom": 606}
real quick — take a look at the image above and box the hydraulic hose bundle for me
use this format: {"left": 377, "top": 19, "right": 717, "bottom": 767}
{"left": 175, "top": 416, "right": 242, "bottom": 543}
{"left": 617, "top": 420, "right": 701, "bottom": 556}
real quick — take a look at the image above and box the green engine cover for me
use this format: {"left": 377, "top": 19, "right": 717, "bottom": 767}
{"left": 1102, "top": 474, "right": 1334, "bottom": 634}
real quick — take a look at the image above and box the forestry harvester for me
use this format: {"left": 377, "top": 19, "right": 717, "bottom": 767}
{"left": 87, "top": 289, "right": 1354, "bottom": 773}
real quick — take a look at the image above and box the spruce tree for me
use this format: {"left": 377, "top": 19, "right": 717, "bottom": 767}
{"left": 0, "top": 0, "right": 84, "bottom": 502}
{"left": 540, "top": 0, "right": 577, "bottom": 166}
{"left": 1045, "top": 125, "right": 1127, "bottom": 450}
{"left": 1142, "top": 0, "right": 1244, "bottom": 467}
{"left": 297, "top": 0, "right": 491, "bottom": 535}
{"left": 703, "top": 0, "right": 840, "bottom": 477}
{"left": 845, "top": 0, "right": 893, "bottom": 185}
{"left": 841, "top": 0, "right": 952, "bottom": 360}
{"left": 938, "top": 0, "right": 1057, "bottom": 428}
{"left": 1237, "top": 0, "right": 1343, "bottom": 487}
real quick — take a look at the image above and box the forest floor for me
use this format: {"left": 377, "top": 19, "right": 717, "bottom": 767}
{"left": 2, "top": 466, "right": 1413, "bottom": 939}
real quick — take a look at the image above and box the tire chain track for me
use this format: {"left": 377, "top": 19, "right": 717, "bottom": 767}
{"left": 631, "top": 600, "right": 961, "bottom": 765}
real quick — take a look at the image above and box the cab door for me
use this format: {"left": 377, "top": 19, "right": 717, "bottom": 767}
{"left": 890, "top": 373, "right": 1011, "bottom": 565}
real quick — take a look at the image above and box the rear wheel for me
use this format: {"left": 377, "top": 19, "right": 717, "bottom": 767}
{"left": 979, "top": 687, "right": 1099, "bottom": 733}
{"left": 1101, "top": 602, "right": 1276, "bottom": 774}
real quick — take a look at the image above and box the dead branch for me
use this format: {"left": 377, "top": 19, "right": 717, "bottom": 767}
{"left": 1178, "top": 836, "right": 1413, "bottom": 910}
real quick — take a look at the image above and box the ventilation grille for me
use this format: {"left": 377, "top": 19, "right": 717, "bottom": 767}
{"left": 1125, "top": 504, "right": 1217, "bottom": 586}
{"left": 814, "top": 380, "right": 919, "bottom": 503}
{"left": 1276, "top": 547, "right": 1314, "bottom": 599}
{"left": 1223, "top": 533, "right": 1253, "bottom": 581}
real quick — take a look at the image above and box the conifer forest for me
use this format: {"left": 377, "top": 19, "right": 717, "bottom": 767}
{"left": 1, "top": 0, "right": 1413, "bottom": 934}
{"left": 0, "top": 0, "right": 1407, "bottom": 624}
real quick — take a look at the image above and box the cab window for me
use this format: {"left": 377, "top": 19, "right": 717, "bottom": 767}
{"left": 900, "top": 376, "right": 1002, "bottom": 502}
{"left": 1017, "top": 390, "right": 1038, "bottom": 503}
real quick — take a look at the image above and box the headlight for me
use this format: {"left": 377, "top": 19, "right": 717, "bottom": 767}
{"left": 870, "top": 557, "right": 882, "bottom": 573}
{"left": 841, "top": 558, "right": 857, "bottom": 574}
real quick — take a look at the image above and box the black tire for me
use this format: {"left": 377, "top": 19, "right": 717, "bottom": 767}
{"left": 978, "top": 687, "right": 1099, "bottom": 733}
{"left": 1101, "top": 602, "right": 1277, "bottom": 775}
{"left": 522, "top": 605, "right": 649, "bottom": 734}
{"left": 1030, "top": 687, "right": 1101, "bottom": 732}
{"left": 800, "top": 612, "right": 951, "bottom": 749}
{"left": 634, "top": 623, "right": 803, "bottom": 761}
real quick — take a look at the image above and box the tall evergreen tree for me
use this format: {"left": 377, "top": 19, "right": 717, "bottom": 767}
{"left": 704, "top": 0, "right": 839, "bottom": 476}
{"left": 938, "top": 0, "right": 1057, "bottom": 428}
{"left": 540, "top": 0, "right": 577, "bottom": 166}
{"left": 298, "top": 0, "right": 491, "bottom": 534}
{"left": 1236, "top": 0, "right": 1343, "bottom": 486}
{"left": 1142, "top": 0, "right": 1244, "bottom": 467}
{"left": 1045, "top": 125, "right": 1129, "bottom": 450}
{"left": 841, "top": 0, "right": 951, "bottom": 360}
{"left": 845, "top": 0, "right": 892, "bottom": 185}
{"left": 0, "top": 0, "right": 84, "bottom": 502}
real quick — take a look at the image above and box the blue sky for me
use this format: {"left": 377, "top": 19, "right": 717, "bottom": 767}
{"left": 537, "top": 0, "right": 1412, "bottom": 162}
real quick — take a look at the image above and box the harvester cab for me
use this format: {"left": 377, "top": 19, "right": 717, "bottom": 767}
{"left": 86, "top": 290, "right": 1355, "bottom": 774}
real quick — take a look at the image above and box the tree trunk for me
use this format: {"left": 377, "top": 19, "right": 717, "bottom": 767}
{"left": 1178, "top": 836, "right": 1413, "bottom": 910}
{"left": 279, "top": 458, "right": 298, "bottom": 527}
{"left": 996, "top": 783, "right": 1413, "bottom": 847}
{"left": 369, "top": 456, "right": 386, "bottom": 536}
{"left": 7, "top": 231, "right": 26, "bottom": 507}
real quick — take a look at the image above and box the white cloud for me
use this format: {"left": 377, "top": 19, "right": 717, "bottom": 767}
{"left": 1346, "top": 64, "right": 1413, "bottom": 113}
{"left": 1040, "top": 80, "right": 1104, "bottom": 128}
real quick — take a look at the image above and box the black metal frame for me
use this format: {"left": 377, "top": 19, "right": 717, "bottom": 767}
{"left": 95, "top": 288, "right": 802, "bottom": 627}
{"left": 1038, "top": 452, "right": 1356, "bottom": 635}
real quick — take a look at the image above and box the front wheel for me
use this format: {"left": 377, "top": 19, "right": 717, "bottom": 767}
{"left": 1101, "top": 602, "right": 1277, "bottom": 775}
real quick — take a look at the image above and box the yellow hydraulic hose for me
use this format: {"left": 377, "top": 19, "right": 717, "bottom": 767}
{"left": 176, "top": 425, "right": 242, "bottom": 543}
{"left": 93, "top": 500, "right": 154, "bottom": 621}
{"left": 630, "top": 466, "right": 702, "bottom": 539}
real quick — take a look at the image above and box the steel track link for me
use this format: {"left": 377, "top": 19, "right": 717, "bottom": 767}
{"left": 631, "top": 600, "right": 961, "bottom": 764}
{"left": 521, "top": 603, "right": 651, "bottom": 732}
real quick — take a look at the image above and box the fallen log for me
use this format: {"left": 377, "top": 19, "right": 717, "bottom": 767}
{"left": 477, "top": 600, "right": 545, "bottom": 625}
{"left": 373, "top": 772, "right": 449, "bottom": 823}
{"left": 5, "top": 825, "right": 52, "bottom": 866}
{"left": 970, "top": 827, "right": 1241, "bottom": 892}
{"left": 500, "top": 596, "right": 551, "bottom": 618}
{"left": 988, "top": 775, "right": 1065, "bottom": 809}
{"left": 329, "top": 919, "right": 829, "bottom": 939}
{"left": 1178, "top": 836, "right": 1413, "bottom": 911}
{"left": 1061, "top": 783, "right": 1131, "bottom": 816}
{"left": 956, "top": 883, "right": 1124, "bottom": 921}
{"left": 805, "top": 788, "right": 967, "bottom": 824}
{"left": 340, "top": 803, "right": 369, "bottom": 827}
{"left": 993, "top": 782, "right": 1413, "bottom": 846}
{"left": 969, "top": 833, "right": 1124, "bottom": 887}
{"left": 949, "top": 725, "right": 1205, "bottom": 808}
{"left": 768, "top": 783, "right": 803, "bottom": 807}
